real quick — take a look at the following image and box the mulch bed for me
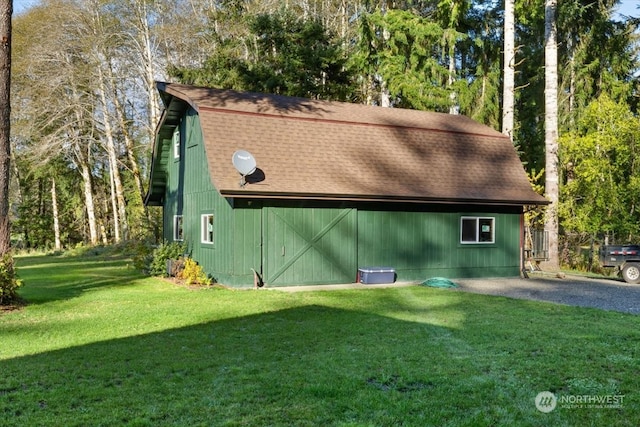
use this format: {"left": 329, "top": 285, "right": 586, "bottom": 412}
{"left": 162, "top": 276, "right": 229, "bottom": 291}
{"left": 0, "top": 300, "right": 25, "bottom": 314}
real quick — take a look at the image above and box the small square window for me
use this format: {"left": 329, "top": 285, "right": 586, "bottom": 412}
{"left": 461, "top": 216, "right": 494, "bottom": 244}
{"left": 201, "top": 214, "right": 214, "bottom": 244}
{"left": 173, "top": 215, "right": 184, "bottom": 241}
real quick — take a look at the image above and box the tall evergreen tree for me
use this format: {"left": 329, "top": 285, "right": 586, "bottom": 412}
{"left": 172, "top": 10, "right": 354, "bottom": 100}
{"left": 352, "top": 8, "right": 456, "bottom": 110}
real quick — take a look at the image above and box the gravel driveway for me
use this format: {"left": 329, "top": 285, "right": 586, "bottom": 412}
{"left": 275, "top": 273, "right": 640, "bottom": 314}
{"left": 453, "top": 274, "right": 640, "bottom": 315}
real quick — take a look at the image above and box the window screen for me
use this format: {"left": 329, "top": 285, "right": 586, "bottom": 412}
{"left": 173, "top": 129, "right": 180, "bottom": 159}
{"left": 461, "top": 217, "right": 494, "bottom": 244}
{"left": 173, "top": 215, "right": 184, "bottom": 241}
{"left": 201, "top": 214, "right": 214, "bottom": 244}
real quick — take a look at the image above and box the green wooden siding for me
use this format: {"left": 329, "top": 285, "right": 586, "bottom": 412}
{"left": 163, "top": 108, "right": 262, "bottom": 286}
{"left": 229, "top": 203, "right": 263, "bottom": 284}
{"left": 357, "top": 210, "right": 521, "bottom": 281}
{"left": 161, "top": 110, "right": 523, "bottom": 287}
{"left": 357, "top": 210, "right": 451, "bottom": 276}
{"left": 263, "top": 207, "right": 357, "bottom": 285}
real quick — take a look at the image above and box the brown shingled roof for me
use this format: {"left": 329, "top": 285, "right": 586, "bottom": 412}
{"left": 149, "top": 82, "right": 548, "bottom": 206}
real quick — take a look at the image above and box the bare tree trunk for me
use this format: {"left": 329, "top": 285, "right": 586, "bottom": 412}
{"left": 380, "top": 0, "right": 390, "bottom": 108}
{"left": 481, "top": 74, "right": 487, "bottom": 109}
{"left": 109, "top": 66, "right": 145, "bottom": 204}
{"left": 51, "top": 178, "right": 61, "bottom": 251}
{"left": 97, "top": 65, "right": 127, "bottom": 241}
{"left": 502, "top": 0, "right": 515, "bottom": 139}
{"left": 122, "top": 121, "right": 145, "bottom": 204}
{"left": 133, "top": 0, "right": 161, "bottom": 134}
{"left": 100, "top": 223, "right": 108, "bottom": 245}
{"left": 340, "top": 0, "right": 348, "bottom": 43}
{"left": 568, "top": 38, "right": 576, "bottom": 128}
{"left": 448, "top": 52, "right": 458, "bottom": 114}
{"left": 0, "top": 0, "right": 11, "bottom": 255}
{"left": 108, "top": 158, "right": 120, "bottom": 243}
{"left": 543, "top": 0, "right": 560, "bottom": 270}
{"left": 78, "top": 147, "right": 98, "bottom": 245}
{"left": 88, "top": 3, "right": 128, "bottom": 241}
{"left": 10, "top": 149, "right": 23, "bottom": 223}
{"left": 381, "top": 80, "right": 391, "bottom": 107}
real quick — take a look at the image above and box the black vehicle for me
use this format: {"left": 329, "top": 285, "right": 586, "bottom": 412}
{"left": 599, "top": 245, "right": 640, "bottom": 284}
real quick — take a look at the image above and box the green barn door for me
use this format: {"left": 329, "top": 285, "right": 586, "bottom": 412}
{"left": 263, "top": 207, "right": 357, "bottom": 286}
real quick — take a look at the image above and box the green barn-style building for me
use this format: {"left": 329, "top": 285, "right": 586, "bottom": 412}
{"left": 145, "top": 82, "right": 547, "bottom": 287}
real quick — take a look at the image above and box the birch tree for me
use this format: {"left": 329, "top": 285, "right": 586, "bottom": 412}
{"left": 70, "top": 88, "right": 100, "bottom": 245}
{"left": 543, "top": 0, "right": 559, "bottom": 269}
{"left": 51, "top": 177, "right": 61, "bottom": 251}
{"left": 502, "top": 0, "right": 515, "bottom": 138}
{"left": 128, "top": 0, "right": 162, "bottom": 133}
{"left": 13, "top": 0, "right": 102, "bottom": 245}
{"left": 86, "top": 0, "right": 129, "bottom": 241}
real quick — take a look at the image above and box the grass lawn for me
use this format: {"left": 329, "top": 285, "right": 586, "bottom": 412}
{"left": 1, "top": 251, "right": 638, "bottom": 426}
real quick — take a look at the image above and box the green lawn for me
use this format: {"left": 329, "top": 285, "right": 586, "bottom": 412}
{"left": 1, "top": 251, "right": 638, "bottom": 426}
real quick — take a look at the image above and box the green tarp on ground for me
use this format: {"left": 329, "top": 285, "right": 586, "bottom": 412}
{"left": 421, "top": 277, "right": 458, "bottom": 288}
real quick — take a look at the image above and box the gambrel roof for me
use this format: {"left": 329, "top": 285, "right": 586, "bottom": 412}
{"left": 145, "top": 82, "right": 548, "bottom": 207}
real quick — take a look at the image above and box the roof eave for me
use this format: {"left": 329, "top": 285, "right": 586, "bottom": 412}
{"left": 219, "top": 190, "right": 550, "bottom": 207}
{"left": 144, "top": 84, "right": 194, "bottom": 207}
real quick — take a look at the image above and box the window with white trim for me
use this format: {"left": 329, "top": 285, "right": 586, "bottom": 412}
{"left": 460, "top": 216, "right": 494, "bottom": 244}
{"left": 172, "top": 128, "right": 180, "bottom": 159}
{"left": 173, "top": 215, "right": 184, "bottom": 241}
{"left": 201, "top": 213, "right": 214, "bottom": 244}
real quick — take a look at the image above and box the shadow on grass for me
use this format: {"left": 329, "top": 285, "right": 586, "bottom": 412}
{"left": 5, "top": 254, "right": 639, "bottom": 425}
{"left": 0, "top": 304, "right": 488, "bottom": 426}
{"left": 2, "top": 300, "right": 636, "bottom": 427}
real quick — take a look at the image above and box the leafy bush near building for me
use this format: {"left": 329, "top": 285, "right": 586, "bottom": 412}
{"left": 177, "top": 258, "right": 212, "bottom": 286}
{"left": 134, "top": 241, "right": 187, "bottom": 277}
{"left": 0, "top": 254, "right": 23, "bottom": 305}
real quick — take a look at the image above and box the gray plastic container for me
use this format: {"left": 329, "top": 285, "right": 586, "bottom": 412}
{"left": 358, "top": 267, "right": 396, "bottom": 284}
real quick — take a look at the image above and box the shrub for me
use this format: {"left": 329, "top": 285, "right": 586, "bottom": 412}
{"left": 130, "top": 240, "right": 155, "bottom": 272}
{"left": 148, "top": 241, "right": 187, "bottom": 277}
{"left": 0, "top": 254, "right": 23, "bottom": 305}
{"left": 178, "top": 258, "right": 211, "bottom": 286}
{"left": 177, "top": 257, "right": 212, "bottom": 286}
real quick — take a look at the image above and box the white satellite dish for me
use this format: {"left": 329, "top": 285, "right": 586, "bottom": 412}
{"left": 232, "top": 150, "right": 257, "bottom": 187}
